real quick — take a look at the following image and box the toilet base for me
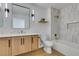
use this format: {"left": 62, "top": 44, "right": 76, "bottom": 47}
{"left": 43, "top": 47, "right": 52, "bottom": 54}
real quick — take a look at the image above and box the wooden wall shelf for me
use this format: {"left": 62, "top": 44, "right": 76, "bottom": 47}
{"left": 38, "top": 21, "right": 48, "bottom": 23}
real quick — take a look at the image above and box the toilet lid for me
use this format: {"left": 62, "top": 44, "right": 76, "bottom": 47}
{"left": 44, "top": 41, "right": 53, "bottom": 46}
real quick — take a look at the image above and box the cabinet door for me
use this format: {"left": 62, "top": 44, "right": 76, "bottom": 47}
{"left": 24, "top": 36, "right": 31, "bottom": 53}
{"left": 19, "top": 37, "right": 26, "bottom": 54}
{"left": 0, "top": 38, "right": 12, "bottom": 56}
{"left": 31, "top": 36, "right": 39, "bottom": 51}
{"left": 12, "top": 37, "right": 21, "bottom": 55}
{"left": 12, "top": 36, "right": 32, "bottom": 55}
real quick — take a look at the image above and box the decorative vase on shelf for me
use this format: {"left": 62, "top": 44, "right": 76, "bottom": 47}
{"left": 38, "top": 18, "right": 48, "bottom": 23}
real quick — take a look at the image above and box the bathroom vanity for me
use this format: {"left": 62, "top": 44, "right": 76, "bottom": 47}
{"left": 0, "top": 3, "right": 42, "bottom": 56}
{"left": 0, "top": 34, "right": 40, "bottom": 56}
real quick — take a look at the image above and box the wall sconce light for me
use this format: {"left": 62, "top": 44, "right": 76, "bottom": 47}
{"left": 31, "top": 10, "right": 35, "bottom": 21}
{"left": 5, "top": 8, "right": 9, "bottom": 13}
{"left": 31, "top": 14, "right": 34, "bottom": 17}
{"left": 5, "top": 3, "right": 9, "bottom": 18}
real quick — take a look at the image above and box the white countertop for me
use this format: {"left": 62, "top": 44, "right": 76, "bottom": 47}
{"left": 0, "top": 33, "right": 39, "bottom": 38}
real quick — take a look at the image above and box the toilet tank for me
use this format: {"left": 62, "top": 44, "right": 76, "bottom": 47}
{"left": 40, "top": 33, "right": 48, "bottom": 41}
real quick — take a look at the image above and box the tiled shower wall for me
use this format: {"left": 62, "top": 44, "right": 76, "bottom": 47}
{"left": 60, "top": 4, "right": 79, "bottom": 44}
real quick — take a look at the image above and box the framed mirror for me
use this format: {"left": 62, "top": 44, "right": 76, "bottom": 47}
{"left": 12, "top": 4, "right": 30, "bottom": 29}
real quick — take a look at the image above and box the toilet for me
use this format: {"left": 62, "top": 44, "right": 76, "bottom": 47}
{"left": 40, "top": 33, "right": 53, "bottom": 54}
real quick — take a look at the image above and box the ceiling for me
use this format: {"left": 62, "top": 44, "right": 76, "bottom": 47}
{"left": 35, "top": 3, "right": 73, "bottom": 9}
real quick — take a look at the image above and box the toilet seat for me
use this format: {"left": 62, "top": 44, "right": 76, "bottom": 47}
{"left": 44, "top": 41, "right": 53, "bottom": 47}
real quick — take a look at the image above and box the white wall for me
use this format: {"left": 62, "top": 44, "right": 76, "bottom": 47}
{"left": 60, "top": 4, "right": 79, "bottom": 43}
{"left": 54, "top": 4, "right": 79, "bottom": 56}
{"left": 46, "top": 7, "right": 52, "bottom": 40}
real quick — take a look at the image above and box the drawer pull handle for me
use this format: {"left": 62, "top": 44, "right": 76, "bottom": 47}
{"left": 23, "top": 38, "right": 24, "bottom": 45}
{"left": 32, "top": 37, "right": 33, "bottom": 43}
{"left": 8, "top": 40, "right": 10, "bottom": 48}
{"left": 21, "top": 38, "right": 22, "bottom": 45}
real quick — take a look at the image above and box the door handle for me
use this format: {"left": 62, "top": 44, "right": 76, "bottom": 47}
{"left": 21, "top": 38, "right": 22, "bottom": 45}
{"left": 23, "top": 38, "right": 24, "bottom": 45}
{"left": 32, "top": 37, "right": 33, "bottom": 43}
{"left": 8, "top": 40, "right": 10, "bottom": 48}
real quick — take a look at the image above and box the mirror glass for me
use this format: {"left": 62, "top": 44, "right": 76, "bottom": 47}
{"left": 12, "top": 4, "right": 30, "bottom": 29}
{"left": 0, "top": 7, "right": 3, "bottom": 27}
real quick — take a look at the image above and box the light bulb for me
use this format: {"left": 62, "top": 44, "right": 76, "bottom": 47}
{"left": 32, "top": 10, "right": 35, "bottom": 21}
{"left": 5, "top": 10, "right": 8, "bottom": 18}
{"left": 5, "top": 3, "right": 8, "bottom": 8}
{"left": 5, "top": 3, "right": 8, "bottom": 18}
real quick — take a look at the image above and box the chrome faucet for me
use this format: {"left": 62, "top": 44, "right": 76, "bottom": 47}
{"left": 20, "top": 30, "right": 23, "bottom": 34}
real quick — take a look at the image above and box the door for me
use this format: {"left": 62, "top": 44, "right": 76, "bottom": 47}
{"left": 12, "top": 36, "right": 32, "bottom": 55}
{"left": 24, "top": 36, "right": 31, "bottom": 53}
{"left": 12, "top": 37, "right": 21, "bottom": 55}
{"left": 0, "top": 38, "right": 12, "bottom": 56}
{"left": 19, "top": 37, "right": 26, "bottom": 54}
{"left": 31, "top": 36, "right": 39, "bottom": 51}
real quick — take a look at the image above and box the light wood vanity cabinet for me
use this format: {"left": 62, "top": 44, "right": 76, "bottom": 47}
{"left": 0, "top": 37, "right": 12, "bottom": 56}
{"left": 0, "top": 35, "right": 39, "bottom": 56}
